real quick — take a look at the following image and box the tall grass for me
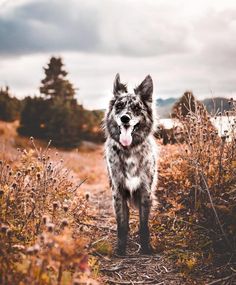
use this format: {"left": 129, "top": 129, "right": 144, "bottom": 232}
{"left": 174, "top": 96, "right": 236, "bottom": 244}
{"left": 155, "top": 97, "right": 236, "bottom": 275}
{"left": 0, "top": 139, "right": 96, "bottom": 285}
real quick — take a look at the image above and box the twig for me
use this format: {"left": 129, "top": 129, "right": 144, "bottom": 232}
{"left": 171, "top": 216, "right": 177, "bottom": 231}
{"left": 57, "top": 263, "right": 63, "bottom": 285}
{"left": 132, "top": 241, "right": 141, "bottom": 253}
{"left": 44, "top": 139, "right": 52, "bottom": 155}
{"left": 115, "top": 271, "right": 123, "bottom": 280}
{"left": 162, "top": 265, "right": 171, "bottom": 273}
{"left": 230, "top": 267, "right": 236, "bottom": 273}
{"left": 105, "top": 279, "right": 158, "bottom": 284}
{"left": 200, "top": 171, "right": 232, "bottom": 249}
{"left": 93, "top": 251, "right": 111, "bottom": 261}
{"left": 71, "top": 178, "right": 88, "bottom": 193}
{"left": 120, "top": 255, "right": 160, "bottom": 260}
{"left": 101, "top": 265, "right": 126, "bottom": 272}
{"left": 217, "top": 139, "right": 225, "bottom": 186}
{"left": 178, "top": 218, "right": 217, "bottom": 234}
{"left": 91, "top": 237, "right": 108, "bottom": 246}
{"left": 207, "top": 274, "right": 236, "bottom": 285}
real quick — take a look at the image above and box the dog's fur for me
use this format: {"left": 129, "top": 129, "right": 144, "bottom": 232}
{"left": 104, "top": 74, "right": 158, "bottom": 255}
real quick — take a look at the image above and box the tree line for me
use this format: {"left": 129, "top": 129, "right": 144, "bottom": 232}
{"left": 0, "top": 57, "right": 104, "bottom": 147}
{"left": 1, "top": 58, "right": 231, "bottom": 147}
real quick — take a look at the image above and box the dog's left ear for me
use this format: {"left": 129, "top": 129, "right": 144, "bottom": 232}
{"left": 134, "top": 75, "right": 153, "bottom": 103}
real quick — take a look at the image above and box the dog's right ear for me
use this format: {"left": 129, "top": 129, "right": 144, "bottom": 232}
{"left": 113, "top": 73, "right": 127, "bottom": 96}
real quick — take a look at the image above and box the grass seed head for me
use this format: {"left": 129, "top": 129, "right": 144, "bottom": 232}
{"left": 61, "top": 219, "right": 69, "bottom": 227}
{"left": 46, "top": 222, "right": 55, "bottom": 232}
{"left": 63, "top": 203, "right": 69, "bottom": 212}
{"left": 53, "top": 201, "right": 59, "bottom": 210}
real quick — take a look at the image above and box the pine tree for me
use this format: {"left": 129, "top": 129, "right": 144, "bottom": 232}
{"left": 40, "top": 57, "right": 76, "bottom": 101}
{"left": 19, "top": 56, "right": 103, "bottom": 147}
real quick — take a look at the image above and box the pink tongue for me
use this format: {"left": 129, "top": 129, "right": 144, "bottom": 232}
{"left": 119, "top": 126, "right": 133, "bottom": 147}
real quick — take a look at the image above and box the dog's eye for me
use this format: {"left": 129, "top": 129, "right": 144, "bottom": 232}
{"left": 131, "top": 104, "right": 141, "bottom": 113}
{"left": 116, "top": 102, "right": 125, "bottom": 109}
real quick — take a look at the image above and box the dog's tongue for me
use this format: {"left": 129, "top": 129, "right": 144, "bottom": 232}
{"left": 119, "top": 126, "right": 133, "bottom": 147}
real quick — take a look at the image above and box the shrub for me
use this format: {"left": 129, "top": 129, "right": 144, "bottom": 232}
{"left": 155, "top": 97, "right": 236, "bottom": 275}
{"left": 0, "top": 139, "right": 96, "bottom": 284}
{"left": 172, "top": 91, "right": 207, "bottom": 119}
{"left": 18, "top": 96, "right": 50, "bottom": 138}
{"left": 0, "top": 86, "right": 22, "bottom": 122}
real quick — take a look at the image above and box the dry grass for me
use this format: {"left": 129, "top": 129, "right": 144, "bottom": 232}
{"left": 0, "top": 136, "right": 98, "bottom": 285}
{"left": 154, "top": 97, "right": 236, "bottom": 280}
{"left": 0, "top": 97, "right": 236, "bottom": 284}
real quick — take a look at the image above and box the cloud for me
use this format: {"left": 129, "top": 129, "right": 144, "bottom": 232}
{"left": 0, "top": 0, "right": 236, "bottom": 109}
{"left": 0, "top": 0, "right": 100, "bottom": 56}
{"left": 195, "top": 9, "right": 236, "bottom": 69}
{"left": 0, "top": 0, "right": 192, "bottom": 57}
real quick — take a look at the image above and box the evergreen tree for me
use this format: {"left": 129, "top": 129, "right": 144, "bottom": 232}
{"left": 19, "top": 56, "right": 104, "bottom": 147}
{"left": 40, "top": 57, "right": 76, "bottom": 101}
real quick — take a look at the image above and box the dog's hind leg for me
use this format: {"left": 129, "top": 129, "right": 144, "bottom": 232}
{"left": 138, "top": 189, "right": 153, "bottom": 254}
{"left": 113, "top": 192, "right": 129, "bottom": 255}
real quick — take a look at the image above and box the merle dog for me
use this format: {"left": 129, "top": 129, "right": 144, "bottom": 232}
{"left": 104, "top": 74, "right": 158, "bottom": 255}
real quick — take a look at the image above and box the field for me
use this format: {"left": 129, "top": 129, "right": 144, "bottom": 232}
{"left": 2, "top": 1, "right": 236, "bottom": 284}
{"left": 0, "top": 105, "right": 236, "bottom": 285}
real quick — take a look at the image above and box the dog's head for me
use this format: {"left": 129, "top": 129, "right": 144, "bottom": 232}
{"left": 105, "top": 74, "right": 154, "bottom": 147}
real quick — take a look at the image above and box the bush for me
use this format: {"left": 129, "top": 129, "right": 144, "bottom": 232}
{"left": 154, "top": 97, "right": 236, "bottom": 276}
{"left": 18, "top": 96, "right": 50, "bottom": 138}
{"left": 0, "top": 140, "right": 96, "bottom": 284}
{"left": 0, "top": 86, "right": 22, "bottom": 122}
{"left": 172, "top": 91, "right": 205, "bottom": 118}
{"left": 18, "top": 97, "right": 104, "bottom": 147}
{"left": 176, "top": 98, "right": 235, "bottom": 244}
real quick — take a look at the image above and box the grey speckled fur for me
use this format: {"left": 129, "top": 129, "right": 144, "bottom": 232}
{"left": 104, "top": 74, "right": 158, "bottom": 255}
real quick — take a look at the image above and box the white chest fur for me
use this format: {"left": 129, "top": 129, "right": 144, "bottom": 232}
{"left": 124, "top": 156, "right": 141, "bottom": 193}
{"left": 125, "top": 175, "right": 141, "bottom": 193}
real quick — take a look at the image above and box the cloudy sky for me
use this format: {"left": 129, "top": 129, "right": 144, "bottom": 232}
{"left": 0, "top": 0, "right": 236, "bottom": 109}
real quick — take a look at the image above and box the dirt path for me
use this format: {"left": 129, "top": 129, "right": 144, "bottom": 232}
{"left": 62, "top": 146, "right": 188, "bottom": 284}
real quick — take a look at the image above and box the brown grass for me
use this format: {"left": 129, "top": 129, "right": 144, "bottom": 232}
{"left": 0, "top": 135, "right": 99, "bottom": 284}
{"left": 153, "top": 97, "right": 236, "bottom": 280}
{"left": 0, "top": 97, "right": 236, "bottom": 284}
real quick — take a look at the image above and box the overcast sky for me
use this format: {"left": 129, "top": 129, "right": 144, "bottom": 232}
{"left": 0, "top": 0, "right": 236, "bottom": 109}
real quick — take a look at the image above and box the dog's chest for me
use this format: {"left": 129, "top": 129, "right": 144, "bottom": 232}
{"left": 123, "top": 156, "right": 141, "bottom": 192}
{"left": 106, "top": 138, "right": 157, "bottom": 193}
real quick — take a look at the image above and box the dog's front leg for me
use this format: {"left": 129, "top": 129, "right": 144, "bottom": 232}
{"left": 139, "top": 190, "right": 152, "bottom": 254}
{"left": 113, "top": 192, "right": 129, "bottom": 255}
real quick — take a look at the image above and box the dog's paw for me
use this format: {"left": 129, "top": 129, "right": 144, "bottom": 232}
{"left": 140, "top": 244, "right": 153, "bottom": 255}
{"left": 115, "top": 247, "right": 126, "bottom": 256}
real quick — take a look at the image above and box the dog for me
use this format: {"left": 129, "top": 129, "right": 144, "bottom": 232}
{"left": 104, "top": 74, "right": 158, "bottom": 255}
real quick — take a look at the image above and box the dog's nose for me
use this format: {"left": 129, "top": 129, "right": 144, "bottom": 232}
{"left": 121, "top": 115, "right": 130, "bottom": 124}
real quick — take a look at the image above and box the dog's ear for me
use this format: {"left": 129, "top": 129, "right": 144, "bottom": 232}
{"left": 113, "top": 73, "right": 127, "bottom": 96}
{"left": 134, "top": 75, "right": 153, "bottom": 103}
